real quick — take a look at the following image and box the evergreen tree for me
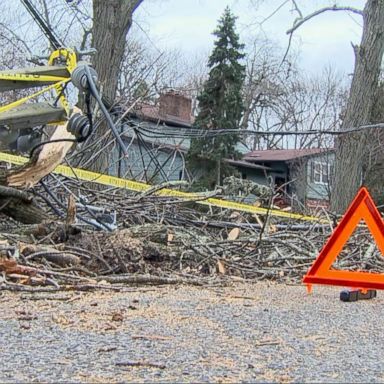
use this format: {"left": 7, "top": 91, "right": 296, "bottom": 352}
{"left": 187, "top": 6, "right": 245, "bottom": 190}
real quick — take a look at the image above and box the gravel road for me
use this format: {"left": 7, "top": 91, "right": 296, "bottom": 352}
{"left": 0, "top": 282, "right": 382, "bottom": 383}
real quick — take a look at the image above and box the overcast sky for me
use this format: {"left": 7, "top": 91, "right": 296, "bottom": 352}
{"left": 135, "top": 0, "right": 366, "bottom": 75}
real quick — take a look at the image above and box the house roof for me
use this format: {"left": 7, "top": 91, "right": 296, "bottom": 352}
{"left": 224, "top": 159, "right": 272, "bottom": 171}
{"left": 244, "top": 148, "right": 333, "bottom": 162}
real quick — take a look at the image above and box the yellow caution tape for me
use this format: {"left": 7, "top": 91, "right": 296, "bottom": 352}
{"left": 0, "top": 152, "right": 325, "bottom": 222}
{"left": 0, "top": 74, "right": 69, "bottom": 82}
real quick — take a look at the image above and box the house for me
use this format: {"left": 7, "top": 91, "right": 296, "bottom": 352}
{"left": 228, "top": 148, "right": 335, "bottom": 210}
{"left": 111, "top": 92, "right": 334, "bottom": 211}
{"left": 112, "top": 90, "right": 248, "bottom": 183}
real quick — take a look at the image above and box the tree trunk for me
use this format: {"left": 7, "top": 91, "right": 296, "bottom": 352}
{"left": 331, "top": 0, "right": 384, "bottom": 213}
{"left": 91, "top": 0, "right": 143, "bottom": 101}
{"left": 364, "top": 82, "right": 384, "bottom": 208}
{"left": 85, "top": 0, "right": 143, "bottom": 174}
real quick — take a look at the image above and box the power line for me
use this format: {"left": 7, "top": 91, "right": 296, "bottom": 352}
{"left": 127, "top": 121, "right": 384, "bottom": 140}
{"left": 20, "top": 0, "right": 63, "bottom": 50}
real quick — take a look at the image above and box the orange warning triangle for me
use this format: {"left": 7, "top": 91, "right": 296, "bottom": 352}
{"left": 303, "top": 187, "right": 384, "bottom": 290}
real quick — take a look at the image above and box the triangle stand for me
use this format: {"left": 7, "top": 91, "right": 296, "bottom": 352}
{"left": 303, "top": 187, "right": 384, "bottom": 291}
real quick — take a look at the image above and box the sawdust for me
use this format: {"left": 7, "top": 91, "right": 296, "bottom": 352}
{"left": 0, "top": 282, "right": 382, "bottom": 382}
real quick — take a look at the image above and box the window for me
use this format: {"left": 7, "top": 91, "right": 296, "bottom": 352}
{"left": 311, "top": 161, "right": 333, "bottom": 185}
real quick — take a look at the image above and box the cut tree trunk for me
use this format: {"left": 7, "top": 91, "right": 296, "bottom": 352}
{"left": 0, "top": 114, "right": 79, "bottom": 224}
{"left": 7, "top": 114, "right": 77, "bottom": 188}
{"left": 331, "top": 0, "right": 384, "bottom": 212}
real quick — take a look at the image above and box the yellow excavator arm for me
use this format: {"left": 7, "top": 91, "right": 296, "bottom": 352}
{"left": 0, "top": 48, "right": 77, "bottom": 127}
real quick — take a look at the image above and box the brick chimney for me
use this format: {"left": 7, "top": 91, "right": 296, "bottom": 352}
{"left": 159, "top": 90, "right": 192, "bottom": 124}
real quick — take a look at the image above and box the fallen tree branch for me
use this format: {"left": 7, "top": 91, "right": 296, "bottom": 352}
{"left": 96, "top": 274, "right": 206, "bottom": 286}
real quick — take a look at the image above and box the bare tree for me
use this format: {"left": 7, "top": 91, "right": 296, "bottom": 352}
{"left": 117, "top": 40, "right": 194, "bottom": 103}
{"left": 241, "top": 37, "right": 346, "bottom": 151}
{"left": 284, "top": 0, "right": 384, "bottom": 212}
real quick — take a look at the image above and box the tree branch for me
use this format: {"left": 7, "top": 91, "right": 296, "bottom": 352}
{"left": 0, "top": 23, "right": 32, "bottom": 55}
{"left": 287, "top": 6, "right": 363, "bottom": 35}
{"left": 0, "top": 186, "right": 32, "bottom": 203}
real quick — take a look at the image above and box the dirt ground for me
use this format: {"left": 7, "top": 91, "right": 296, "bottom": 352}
{"left": 0, "top": 282, "right": 382, "bottom": 383}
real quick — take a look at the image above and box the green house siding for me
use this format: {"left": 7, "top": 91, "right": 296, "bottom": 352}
{"left": 108, "top": 118, "right": 249, "bottom": 184}
{"left": 113, "top": 142, "right": 186, "bottom": 182}
{"left": 305, "top": 153, "right": 334, "bottom": 201}
{"left": 237, "top": 167, "right": 269, "bottom": 185}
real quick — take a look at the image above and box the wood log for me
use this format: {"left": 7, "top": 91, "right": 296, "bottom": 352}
{"left": 0, "top": 196, "right": 49, "bottom": 224}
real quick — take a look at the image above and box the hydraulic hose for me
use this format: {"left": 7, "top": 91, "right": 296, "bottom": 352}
{"left": 83, "top": 65, "right": 128, "bottom": 156}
